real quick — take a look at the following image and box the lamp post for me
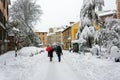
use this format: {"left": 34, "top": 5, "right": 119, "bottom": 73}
{"left": 12, "top": 27, "right": 19, "bottom": 57}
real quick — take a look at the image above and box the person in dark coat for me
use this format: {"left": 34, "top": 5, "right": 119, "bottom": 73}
{"left": 46, "top": 45, "right": 54, "bottom": 62}
{"left": 55, "top": 45, "right": 63, "bottom": 62}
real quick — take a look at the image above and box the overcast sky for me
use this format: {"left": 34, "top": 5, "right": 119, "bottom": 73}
{"left": 25, "top": 0, "right": 117, "bottom": 32}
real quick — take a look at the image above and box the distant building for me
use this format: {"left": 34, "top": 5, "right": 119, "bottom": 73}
{"left": 98, "top": 10, "right": 116, "bottom": 21}
{"left": 47, "top": 27, "right": 63, "bottom": 47}
{"left": 49, "top": 28, "right": 54, "bottom": 33}
{"left": 97, "top": 10, "right": 117, "bottom": 28}
{"left": 55, "top": 29, "right": 63, "bottom": 47}
{"left": 35, "top": 32, "right": 47, "bottom": 47}
{"left": 47, "top": 33, "right": 56, "bottom": 45}
{"left": 49, "top": 27, "right": 59, "bottom": 33}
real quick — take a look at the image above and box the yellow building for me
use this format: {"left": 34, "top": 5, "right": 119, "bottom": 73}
{"left": 71, "top": 22, "right": 79, "bottom": 41}
{"left": 71, "top": 21, "right": 101, "bottom": 41}
{"left": 62, "top": 26, "right": 71, "bottom": 50}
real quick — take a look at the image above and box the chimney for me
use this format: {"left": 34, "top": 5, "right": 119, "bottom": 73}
{"left": 49, "top": 28, "right": 53, "bottom": 33}
{"left": 69, "top": 22, "right": 74, "bottom": 25}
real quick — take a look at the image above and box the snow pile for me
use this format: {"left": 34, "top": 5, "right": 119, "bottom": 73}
{"left": 0, "top": 47, "right": 47, "bottom": 80}
{"left": 19, "top": 46, "right": 44, "bottom": 56}
{"left": 63, "top": 51, "right": 120, "bottom": 80}
{"left": 110, "top": 46, "right": 120, "bottom": 59}
{"left": 91, "top": 45, "right": 100, "bottom": 55}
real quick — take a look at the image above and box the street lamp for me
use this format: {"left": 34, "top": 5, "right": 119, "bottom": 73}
{"left": 12, "top": 27, "right": 19, "bottom": 57}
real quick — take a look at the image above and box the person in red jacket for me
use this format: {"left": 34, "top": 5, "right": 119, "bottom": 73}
{"left": 46, "top": 45, "right": 54, "bottom": 62}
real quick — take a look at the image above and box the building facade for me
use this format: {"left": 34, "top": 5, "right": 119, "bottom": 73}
{"left": 47, "top": 33, "right": 56, "bottom": 45}
{"left": 0, "top": 0, "right": 10, "bottom": 54}
{"left": 55, "top": 29, "right": 63, "bottom": 47}
{"left": 116, "top": 0, "right": 120, "bottom": 19}
{"left": 47, "top": 29, "right": 63, "bottom": 46}
{"left": 47, "top": 27, "right": 64, "bottom": 47}
{"left": 62, "top": 26, "right": 71, "bottom": 50}
{"left": 49, "top": 27, "right": 60, "bottom": 33}
{"left": 35, "top": 32, "right": 47, "bottom": 47}
{"left": 71, "top": 22, "right": 79, "bottom": 41}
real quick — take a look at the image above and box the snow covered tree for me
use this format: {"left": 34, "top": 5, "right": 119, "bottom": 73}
{"left": 9, "top": 0, "right": 42, "bottom": 46}
{"left": 10, "top": 0, "right": 42, "bottom": 26}
{"left": 76, "top": 0, "right": 104, "bottom": 48}
{"left": 100, "top": 18, "right": 120, "bottom": 53}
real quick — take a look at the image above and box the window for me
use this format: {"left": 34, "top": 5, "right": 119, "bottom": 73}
{"left": 1, "top": 0, "right": 5, "bottom": 8}
{"left": 0, "top": 10, "right": 4, "bottom": 23}
{"left": 3, "top": 32, "right": 6, "bottom": 39}
{"left": 43, "top": 37, "right": 44, "bottom": 40}
{"left": 0, "top": 29, "right": 2, "bottom": 40}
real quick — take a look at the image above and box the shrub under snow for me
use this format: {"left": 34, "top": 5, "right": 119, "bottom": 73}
{"left": 19, "top": 46, "right": 44, "bottom": 56}
{"left": 110, "top": 46, "right": 120, "bottom": 59}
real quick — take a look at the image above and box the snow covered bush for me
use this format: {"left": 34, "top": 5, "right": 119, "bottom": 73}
{"left": 91, "top": 45, "right": 100, "bottom": 56}
{"left": 100, "top": 19, "right": 120, "bottom": 54}
{"left": 110, "top": 46, "right": 120, "bottom": 62}
{"left": 19, "top": 46, "right": 43, "bottom": 56}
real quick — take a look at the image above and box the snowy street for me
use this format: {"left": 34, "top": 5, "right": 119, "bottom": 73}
{"left": 0, "top": 47, "right": 120, "bottom": 80}
{"left": 22, "top": 52, "right": 80, "bottom": 80}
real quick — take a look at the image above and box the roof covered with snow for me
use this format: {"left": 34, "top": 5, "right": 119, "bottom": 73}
{"left": 55, "top": 28, "right": 64, "bottom": 33}
{"left": 62, "top": 26, "right": 71, "bottom": 32}
{"left": 47, "top": 33, "right": 55, "bottom": 36}
{"left": 98, "top": 10, "right": 116, "bottom": 17}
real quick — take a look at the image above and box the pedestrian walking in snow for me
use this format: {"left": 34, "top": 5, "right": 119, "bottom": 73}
{"left": 46, "top": 45, "right": 54, "bottom": 62}
{"left": 55, "top": 45, "right": 63, "bottom": 62}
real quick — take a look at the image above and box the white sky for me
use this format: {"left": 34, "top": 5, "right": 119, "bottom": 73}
{"left": 14, "top": 0, "right": 117, "bottom": 32}
{"left": 35, "top": 0, "right": 81, "bottom": 32}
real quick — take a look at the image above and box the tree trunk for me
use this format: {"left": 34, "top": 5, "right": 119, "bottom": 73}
{"left": 88, "top": 37, "right": 92, "bottom": 48}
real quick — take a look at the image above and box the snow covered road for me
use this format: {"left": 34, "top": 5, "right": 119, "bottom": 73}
{"left": 27, "top": 52, "right": 80, "bottom": 80}
{"left": 45, "top": 61, "right": 79, "bottom": 80}
{"left": 0, "top": 47, "right": 120, "bottom": 80}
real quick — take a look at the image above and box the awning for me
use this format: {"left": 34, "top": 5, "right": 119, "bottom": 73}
{"left": 72, "top": 39, "right": 86, "bottom": 44}
{"left": 71, "top": 40, "right": 81, "bottom": 44}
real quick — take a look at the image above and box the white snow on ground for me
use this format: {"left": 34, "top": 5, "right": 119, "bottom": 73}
{"left": 0, "top": 46, "right": 120, "bottom": 80}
